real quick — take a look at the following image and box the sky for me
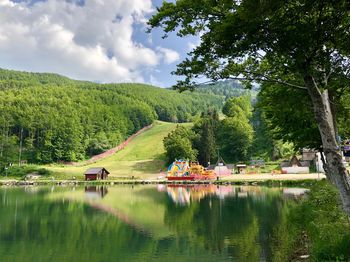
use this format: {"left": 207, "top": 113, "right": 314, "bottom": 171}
{"left": 0, "top": 0, "right": 200, "bottom": 87}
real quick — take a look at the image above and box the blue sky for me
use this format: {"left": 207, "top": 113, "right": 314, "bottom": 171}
{"left": 0, "top": 0, "right": 199, "bottom": 87}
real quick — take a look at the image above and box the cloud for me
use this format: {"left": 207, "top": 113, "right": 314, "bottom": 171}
{"left": 187, "top": 38, "right": 201, "bottom": 52}
{"left": 0, "top": 0, "right": 178, "bottom": 83}
{"left": 149, "top": 74, "right": 164, "bottom": 87}
{"left": 156, "top": 47, "right": 180, "bottom": 64}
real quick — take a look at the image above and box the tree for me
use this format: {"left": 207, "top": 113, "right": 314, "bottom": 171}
{"left": 258, "top": 83, "right": 350, "bottom": 158}
{"left": 149, "top": 0, "right": 350, "bottom": 213}
{"left": 0, "top": 68, "right": 223, "bottom": 164}
{"left": 249, "top": 106, "right": 275, "bottom": 160}
{"left": 257, "top": 83, "right": 321, "bottom": 150}
{"left": 218, "top": 97, "right": 254, "bottom": 162}
{"left": 192, "top": 109, "right": 219, "bottom": 165}
{"left": 163, "top": 125, "right": 198, "bottom": 163}
{"left": 223, "top": 96, "right": 252, "bottom": 119}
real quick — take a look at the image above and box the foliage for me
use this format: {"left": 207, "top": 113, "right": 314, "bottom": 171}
{"left": 192, "top": 109, "right": 220, "bottom": 165}
{"left": 338, "top": 92, "right": 350, "bottom": 140}
{"left": 0, "top": 68, "right": 223, "bottom": 164}
{"left": 272, "top": 181, "right": 350, "bottom": 261}
{"left": 218, "top": 117, "right": 253, "bottom": 162}
{"left": 222, "top": 95, "right": 252, "bottom": 119}
{"left": 163, "top": 125, "right": 198, "bottom": 163}
{"left": 148, "top": 1, "right": 350, "bottom": 213}
{"left": 257, "top": 81, "right": 350, "bottom": 158}
{"left": 45, "top": 121, "right": 188, "bottom": 179}
{"left": 148, "top": 0, "right": 350, "bottom": 95}
{"left": 0, "top": 165, "right": 52, "bottom": 178}
{"left": 195, "top": 80, "right": 257, "bottom": 100}
{"left": 163, "top": 96, "right": 254, "bottom": 163}
{"left": 258, "top": 83, "right": 322, "bottom": 150}
{"left": 249, "top": 106, "right": 275, "bottom": 160}
{"left": 218, "top": 96, "right": 254, "bottom": 162}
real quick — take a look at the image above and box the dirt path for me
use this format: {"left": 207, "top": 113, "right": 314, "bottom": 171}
{"left": 65, "top": 124, "right": 153, "bottom": 166}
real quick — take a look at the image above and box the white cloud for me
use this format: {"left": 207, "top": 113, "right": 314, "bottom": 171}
{"left": 0, "top": 0, "right": 178, "bottom": 83}
{"left": 187, "top": 38, "right": 201, "bottom": 52}
{"left": 156, "top": 46, "right": 180, "bottom": 64}
{"left": 149, "top": 74, "right": 164, "bottom": 87}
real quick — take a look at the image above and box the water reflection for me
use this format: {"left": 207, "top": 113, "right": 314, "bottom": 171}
{"left": 85, "top": 186, "right": 108, "bottom": 199}
{"left": 282, "top": 188, "right": 309, "bottom": 199}
{"left": 0, "top": 185, "right": 307, "bottom": 262}
{"left": 161, "top": 184, "right": 303, "bottom": 205}
{"left": 160, "top": 185, "right": 234, "bottom": 205}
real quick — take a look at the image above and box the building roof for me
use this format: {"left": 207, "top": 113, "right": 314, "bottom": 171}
{"left": 207, "top": 165, "right": 215, "bottom": 170}
{"left": 290, "top": 155, "right": 302, "bottom": 167}
{"left": 84, "top": 167, "right": 110, "bottom": 175}
{"left": 226, "top": 164, "right": 235, "bottom": 170}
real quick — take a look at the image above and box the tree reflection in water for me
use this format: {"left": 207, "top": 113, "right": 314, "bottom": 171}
{"left": 0, "top": 185, "right": 302, "bottom": 261}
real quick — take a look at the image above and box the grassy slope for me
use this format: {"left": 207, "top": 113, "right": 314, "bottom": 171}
{"left": 48, "top": 185, "right": 172, "bottom": 238}
{"left": 46, "top": 121, "right": 192, "bottom": 179}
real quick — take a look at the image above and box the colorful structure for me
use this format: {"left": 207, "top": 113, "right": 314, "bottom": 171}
{"left": 189, "top": 162, "right": 216, "bottom": 179}
{"left": 165, "top": 185, "right": 234, "bottom": 205}
{"left": 167, "top": 159, "right": 190, "bottom": 178}
{"left": 167, "top": 160, "right": 215, "bottom": 180}
{"left": 214, "top": 163, "right": 231, "bottom": 177}
{"left": 213, "top": 155, "right": 232, "bottom": 177}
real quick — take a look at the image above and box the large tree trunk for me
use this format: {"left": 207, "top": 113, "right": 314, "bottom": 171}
{"left": 304, "top": 75, "right": 350, "bottom": 215}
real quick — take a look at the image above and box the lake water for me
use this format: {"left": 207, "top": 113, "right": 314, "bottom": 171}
{"left": 0, "top": 185, "right": 305, "bottom": 261}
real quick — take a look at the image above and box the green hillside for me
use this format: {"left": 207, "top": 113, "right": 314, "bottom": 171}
{"left": 196, "top": 79, "right": 259, "bottom": 101}
{"left": 47, "top": 121, "right": 191, "bottom": 179}
{"left": 0, "top": 68, "right": 222, "bottom": 166}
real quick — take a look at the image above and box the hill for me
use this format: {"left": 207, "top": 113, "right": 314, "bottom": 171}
{"left": 195, "top": 79, "right": 259, "bottom": 101}
{"left": 47, "top": 121, "right": 190, "bottom": 179}
{"left": 0, "top": 68, "right": 222, "bottom": 165}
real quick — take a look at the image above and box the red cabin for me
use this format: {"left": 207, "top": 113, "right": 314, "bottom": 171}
{"left": 84, "top": 167, "right": 110, "bottom": 181}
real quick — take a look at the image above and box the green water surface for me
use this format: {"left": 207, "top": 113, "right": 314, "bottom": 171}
{"left": 0, "top": 185, "right": 303, "bottom": 262}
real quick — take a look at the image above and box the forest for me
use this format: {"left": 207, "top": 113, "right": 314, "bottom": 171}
{"left": 0, "top": 68, "right": 223, "bottom": 165}
{"left": 163, "top": 96, "right": 255, "bottom": 165}
{"left": 195, "top": 79, "right": 259, "bottom": 101}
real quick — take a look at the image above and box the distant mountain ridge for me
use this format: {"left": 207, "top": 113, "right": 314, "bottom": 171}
{"left": 195, "top": 80, "right": 259, "bottom": 100}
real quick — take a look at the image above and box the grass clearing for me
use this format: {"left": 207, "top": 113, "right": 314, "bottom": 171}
{"left": 45, "top": 121, "right": 192, "bottom": 179}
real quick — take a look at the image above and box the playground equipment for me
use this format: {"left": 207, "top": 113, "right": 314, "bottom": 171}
{"left": 167, "top": 159, "right": 190, "bottom": 178}
{"left": 167, "top": 160, "right": 215, "bottom": 180}
{"left": 189, "top": 162, "right": 216, "bottom": 179}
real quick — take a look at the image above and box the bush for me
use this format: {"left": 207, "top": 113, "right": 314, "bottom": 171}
{"left": 1, "top": 165, "right": 52, "bottom": 178}
{"left": 272, "top": 181, "right": 350, "bottom": 261}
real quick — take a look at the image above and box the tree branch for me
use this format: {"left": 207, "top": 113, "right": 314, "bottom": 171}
{"left": 192, "top": 76, "right": 308, "bottom": 90}
{"left": 226, "top": 76, "right": 308, "bottom": 90}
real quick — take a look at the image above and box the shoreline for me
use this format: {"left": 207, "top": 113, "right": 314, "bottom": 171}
{"left": 0, "top": 173, "right": 326, "bottom": 187}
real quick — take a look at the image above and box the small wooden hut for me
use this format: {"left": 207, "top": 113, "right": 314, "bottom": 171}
{"left": 84, "top": 167, "right": 110, "bottom": 181}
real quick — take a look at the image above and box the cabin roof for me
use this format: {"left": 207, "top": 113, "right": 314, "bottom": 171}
{"left": 84, "top": 167, "right": 110, "bottom": 175}
{"left": 226, "top": 164, "right": 234, "bottom": 169}
{"left": 290, "top": 155, "right": 301, "bottom": 167}
{"left": 207, "top": 165, "right": 215, "bottom": 170}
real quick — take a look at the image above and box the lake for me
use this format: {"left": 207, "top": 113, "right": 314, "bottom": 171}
{"left": 0, "top": 185, "right": 306, "bottom": 261}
